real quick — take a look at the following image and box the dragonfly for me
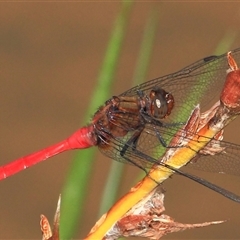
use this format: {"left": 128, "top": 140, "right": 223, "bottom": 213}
{"left": 1, "top": 48, "right": 240, "bottom": 202}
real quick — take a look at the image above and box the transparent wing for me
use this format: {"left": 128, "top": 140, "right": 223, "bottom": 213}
{"left": 187, "top": 141, "right": 240, "bottom": 176}
{"left": 98, "top": 48, "right": 240, "bottom": 175}
{"left": 121, "top": 47, "right": 240, "bottom": 124}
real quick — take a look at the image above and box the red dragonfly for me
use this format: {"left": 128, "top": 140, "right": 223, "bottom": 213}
{"left": 1, "top": 48, "right": 240, "bottom": 202}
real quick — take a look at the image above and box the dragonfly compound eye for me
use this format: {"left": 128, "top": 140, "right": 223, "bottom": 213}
{"left": 149, "top": 87, "right": 174, "bottom": 119}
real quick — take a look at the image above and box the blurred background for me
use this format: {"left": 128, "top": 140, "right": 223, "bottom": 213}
{"left": 1, "top": 2, "right": 240, "bottom": 239}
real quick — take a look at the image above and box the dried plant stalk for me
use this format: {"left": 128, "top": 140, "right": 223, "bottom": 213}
{"left": 85, "top": 52, "right": 240, "bottom": 239}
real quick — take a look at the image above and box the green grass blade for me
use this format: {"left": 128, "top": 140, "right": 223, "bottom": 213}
{"left": 214, "top": 29, "right": 238, "bottom": 54}
{"left": 98, "top": 161, "right": 124, "bottom": 216}
{"left": 59, "top": 2, "right": 133, "bottom": 239}
{"left": 132, "top": 8, "right": 158, "bottom": 86}
{"left": 98, "top": 7, "right": 159, "bottom": 216}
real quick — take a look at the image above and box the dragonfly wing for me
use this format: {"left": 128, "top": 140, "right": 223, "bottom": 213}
{"left": 99, "top": 48, "right": 240, "bottom": 174}
{"left": 187, "top": 140, "right": 240, "bottom": 176}
{"left": 121, "top": 48, "right": 240, "bottom": 125}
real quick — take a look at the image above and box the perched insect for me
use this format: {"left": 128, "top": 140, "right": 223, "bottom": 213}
{"left": 1, "top": 48, "right": 240, "bottom": 202}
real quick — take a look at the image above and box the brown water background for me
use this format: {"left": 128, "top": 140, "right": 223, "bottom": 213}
{"left": 1, "top": 2, "right": 240, "bottom": 239}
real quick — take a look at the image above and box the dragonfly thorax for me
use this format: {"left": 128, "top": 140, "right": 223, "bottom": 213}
{"left": 92, "top": 87, "right": 174, "bottom": 148}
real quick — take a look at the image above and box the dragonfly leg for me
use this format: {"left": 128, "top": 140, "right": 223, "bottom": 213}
{"left": 120, "top": 128, "right": 143, "bottom": 157}
{"left": 152, "top": 125, "right": 185, "bottom": 149}
{"left": 153, "top": 126, "right": 168, "bottom": 147}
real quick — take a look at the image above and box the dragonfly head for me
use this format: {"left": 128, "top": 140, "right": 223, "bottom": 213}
{"left": 149, "top": 87, "right": 174, "bottom": 119}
